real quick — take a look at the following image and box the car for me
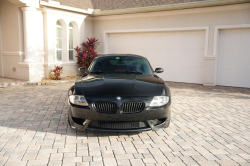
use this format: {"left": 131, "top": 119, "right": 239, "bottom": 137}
{"left": 68, "top": 54, "right": 171, "bottom": 132}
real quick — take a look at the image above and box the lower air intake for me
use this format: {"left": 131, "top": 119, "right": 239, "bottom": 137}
{"left": 89, "top": 121, "right": 148, "bottom": 129}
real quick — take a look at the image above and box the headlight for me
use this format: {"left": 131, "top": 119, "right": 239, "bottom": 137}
{"left": 149, "top": 96, "right": 169, "bottom": 107}
{"left": 69, "top": 95, "right": 88, "bottom": 106}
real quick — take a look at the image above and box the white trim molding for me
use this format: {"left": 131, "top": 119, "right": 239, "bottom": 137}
{"left": 103, "top": 26, "right": 209, "bottom": 56}
{"left": 18, "top": 61, "right": 77, "bottom": 68}
{"left": 204, "top": 55, "right": 216, "bottom": 60}
{"left": 42, "top": 8, "right": 88, "bottom": 19}
{"left": 2, "top": 51, "right": 24, "bottom": 56}
{"left": 18, "top": 62, "right": 43, "bottom": 68}
{"left": 44, "top": 62, "right": 78, "bottom": 67}
{"left": 2, "top": 51, "right": 25, "bottom": 62}
{"left": 213, "top": 24, "right": 250, "bottom": 86}
{"left": 40, "top": 1, "right": 93, "bottom": 15}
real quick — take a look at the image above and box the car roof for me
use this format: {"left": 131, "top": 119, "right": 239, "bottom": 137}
{"left": 98, "top": 54, "right": 147, "bottom": 59}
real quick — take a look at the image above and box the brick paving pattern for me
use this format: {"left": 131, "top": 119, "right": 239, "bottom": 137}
{"left": 0, "top": 77, "right": 28, "bottom": 87}
{"left": 0, "top": 77, "right": 76, "bottom": 87}
{"left": 0, "top": 81, "right": 250, "bottom": 166}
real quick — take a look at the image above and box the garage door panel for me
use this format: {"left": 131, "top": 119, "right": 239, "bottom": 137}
{"left": 177, "top": 67, "right": 203, "bottom": 83}
{"left": 109, "top": 34, "right": 129, "bottom": 47}
{"left": 217, "top": 28, "right": 250, "bottom": 88}
{"left": 218, "top": 68, "right": 237, "bottom": 86}
{"left": 151, "top": 33, "right": 166, "bottom": 48}
{"left": 179, "top": 49, "right": 193, "bottom": 65}
{"left": 192, "top": 32, "right": 206, "bottom": 48}
{"left": 240, "top": 29, "right": 250, "bottom": 48}
{"left": 126, "top": 48, "right": 149, "bottom": 58}
{"left": 108, "top": 30, "right": 205, "bottom": 84}
{"left": 152, "top": 65, "right": 203, "bottom": 83}
{"left": 126, "top": 48, "right": 141, "bottom": 55}
{"left": 220, "top": 30, "right": 240, "bottom": 48}
{"left": 164, "top": 49, "right": 179, "bottom": 64}
{"left": 239, "top": 49, "right": 250, "bottom": 67}
{"left": 219, "top": 48, "right": 238, "bottom": 66}
{"left": 127, "top": 33, "right": 142, "bottom": 47}
{"left": 139, "top": 49, "right": 151, "bottom": 58}
{"left": 191, "top": 49, "right": 205, "bottom": 65}
{"left": 154, "top": 65, "right": 176, "bottom": 81}
{"left": 141, "top": 34, "right": 155, "bottom": 47}
{"left": 109, "top": 48, "right": 127, "bottom": 54}
{"left": 147, "top": 49, "right": 166, "bottom": 65}
{"left": 236, "top": 69, "right": 250, "bottom": 87}
{"left": 178, "top": 32, "right": 194, "bottom": 48}
{"left": 165, "top": 32, "right": 178, "bottom": 49}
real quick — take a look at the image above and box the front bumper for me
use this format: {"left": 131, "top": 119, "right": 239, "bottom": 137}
{"left": 68, "top": 99, "right": 171, "bottom": 132}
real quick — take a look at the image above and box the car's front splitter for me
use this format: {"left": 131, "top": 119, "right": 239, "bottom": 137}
{"left": 68, "top": 109, "right": 171, "bottom": 132}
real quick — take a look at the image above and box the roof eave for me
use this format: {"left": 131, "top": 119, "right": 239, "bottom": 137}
{"left": 39, "top": 0, "right": 250, "bottom": 16}
{"left": 92, "top": 0, "right": 250, "bottom": 16}
{"left": 40, "top": 1, "right": 93, "bottom": 15}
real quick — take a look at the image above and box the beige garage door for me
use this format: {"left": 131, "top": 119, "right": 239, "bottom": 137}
{"left": 108, "top": 30, "right": 205, "bottom": 84}
{"left": 217, "top": 28, "right": 250, "bottom": 88}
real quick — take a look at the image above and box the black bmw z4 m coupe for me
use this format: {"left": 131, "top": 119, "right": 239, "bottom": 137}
{"left": 68, "top": 54, "right": 171, "bottom": 132}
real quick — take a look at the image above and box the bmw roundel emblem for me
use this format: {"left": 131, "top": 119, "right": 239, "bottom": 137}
{"left": 116, "top": 96, "right": 122, "bottom": 101}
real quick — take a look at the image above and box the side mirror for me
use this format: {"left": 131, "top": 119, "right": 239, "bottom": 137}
{"left": 155, "top": 68, "right": 164, "bottom": 73}
{"left": 78, "top": 67, "right": 88, "bottom": 73}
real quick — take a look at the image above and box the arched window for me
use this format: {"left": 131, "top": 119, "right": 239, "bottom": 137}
{"left": 56, "top": 21, "right": 62, "bottom": 61}
{"left": 69, "top": 22, "right": 74, "bottom": 61}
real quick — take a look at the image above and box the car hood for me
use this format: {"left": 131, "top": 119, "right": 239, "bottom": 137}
{"left": 77, "top": 74, "right": 163, "bottom": 96}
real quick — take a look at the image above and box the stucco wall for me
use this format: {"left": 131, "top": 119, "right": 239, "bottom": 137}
{"left": 85, "top": 19, "right": 93, "bottom": 40}
{"left": 0, "top": 0, "right": 23, "bottom": 52}
{"left": 3, "top": 54, "right": 29, "bottom": 80}
{"left": 0, "top": 0, "right": 25, "bottom": 79}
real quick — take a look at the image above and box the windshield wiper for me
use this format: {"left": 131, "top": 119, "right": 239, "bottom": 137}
{"left": 90, "top": 70, "right": 113, "bottom": 74}
{"left": 90, "top": 70, "right": 104, "bottom": 74}
{"left": 115, "top": 70, "right": 143, "bottom": 74}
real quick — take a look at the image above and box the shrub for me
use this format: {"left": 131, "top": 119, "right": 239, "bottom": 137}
{"left": 50, "top": 65, "right": 63, "bottom": 80}
{"left": 75, "top": 38, "right": 99, "bottom": 69}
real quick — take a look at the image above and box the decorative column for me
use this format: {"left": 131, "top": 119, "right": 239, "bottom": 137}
{"left": 21, "top": 7, "right": 38, "bottom": 63}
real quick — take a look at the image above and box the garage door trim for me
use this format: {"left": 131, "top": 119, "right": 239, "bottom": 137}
{"left": 213, "top": 24, "right": 250, "bottom": 86}
{"left": 103, "top": 26, "right": 209, "bottom": 57}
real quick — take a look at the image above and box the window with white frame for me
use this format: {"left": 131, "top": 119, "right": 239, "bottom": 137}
{"left": 69, "top": 22, "right": 74, "bottom": 61}
{"left": 56, "top": 20, "right": 62, "bottom": 61}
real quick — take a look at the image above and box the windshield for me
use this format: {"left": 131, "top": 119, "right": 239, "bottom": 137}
{"left": 90, "top": 56, "right": 153, "bottom": 75}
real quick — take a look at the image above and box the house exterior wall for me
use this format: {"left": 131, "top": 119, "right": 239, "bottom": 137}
{"left": 0, "top": 2, "right": 92, "bottom": 81}
{"left": 0, "top": 0, "right": 22, "bottom": 52}
{"left": 92, "top": 3, "right": 250, "bottom": 85}
{"left": 0, "top": 0, "right": 28, "bottom": 80}
{"left": 0, "top": 1, "right": 249, "bottom": 86}
{"left": 43, "top": 8, "right": 89, "bottom": 78}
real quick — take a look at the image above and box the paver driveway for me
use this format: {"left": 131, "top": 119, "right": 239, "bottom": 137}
{"left": 0, "top": 82, "right": 250, "bottom": 166}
